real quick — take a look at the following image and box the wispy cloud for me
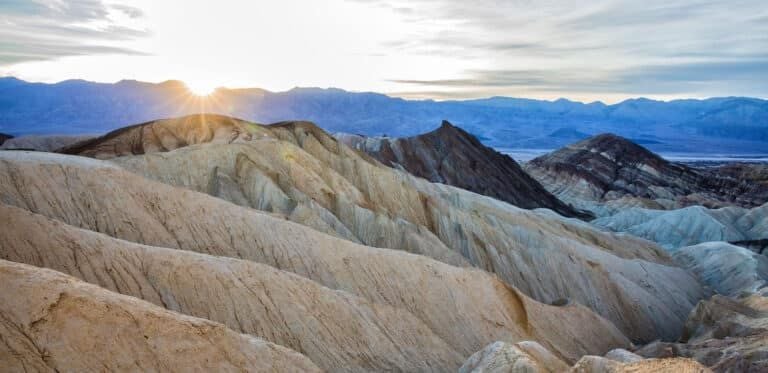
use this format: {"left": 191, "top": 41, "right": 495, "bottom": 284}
{"left": 0, "top": 0, "right": 149, "bottom": 64}
{"left": 391, "top": 60, "right": 768, "bottom": 98}
{"left": 360, "top": 0, "right": 768, "bottom": 98}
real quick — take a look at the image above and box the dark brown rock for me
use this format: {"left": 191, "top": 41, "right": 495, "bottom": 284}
{"left": 526, "top": 133, "right": 768, "bottom": 211}
{"left": 338, "top": 121, "right": 590, "bottom": 218}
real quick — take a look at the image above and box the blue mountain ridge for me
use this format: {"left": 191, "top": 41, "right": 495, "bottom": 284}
{"left": 0, "top": 77, "right": 766, "bottom": 153}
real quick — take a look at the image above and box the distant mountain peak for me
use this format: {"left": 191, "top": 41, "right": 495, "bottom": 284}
{"left": 338, "top": 121, "right": 591, "bottom": 219}
{"left": 572, "top": 133, "right": 663, "bottom": 163}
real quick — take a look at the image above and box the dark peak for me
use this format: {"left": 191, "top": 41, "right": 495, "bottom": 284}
{"left": 574, "top": 133, "right": 665, "bottom": 164}
{"left": 433, "top": 120, "right": 472, "bottom": 139}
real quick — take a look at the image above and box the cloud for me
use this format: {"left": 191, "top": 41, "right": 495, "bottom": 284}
{"left": 0, "top": 0, "right": 149, "bottom": 64}
{"left": 391, "top": 60, "right": 768, "bottom": 97}
{"left": 358, "top": 0, "right": 768, "bottom": 98}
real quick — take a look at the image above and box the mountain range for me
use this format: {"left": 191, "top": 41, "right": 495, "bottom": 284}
{"left": 2, "top": 76, "right": 767, "bottom": 153}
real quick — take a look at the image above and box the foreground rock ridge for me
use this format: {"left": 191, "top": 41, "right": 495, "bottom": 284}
{"left": 337, "top": 120, "right": 590, "bottom": 218}
{"left": 526, "top": 133, "right": 768, "bottom": 215}
{"left": 40, "top": 114, "right": 706, "bottom": 342}
{"left": 0, "top": 259, "right": 322, "bottom": 372}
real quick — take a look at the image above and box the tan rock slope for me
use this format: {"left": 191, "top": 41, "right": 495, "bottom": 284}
{"left": 84, "top": 116, "right": 706, "bottom": 342}
{"left": 0, "top": 259, "right": 321, "bottom": 372}
{"left": 637, "top": 293, "right": 768, "bottom": 372}
{"left": 458, "top": 341, "right": 709, "bottom": 372}
{"left": 0, "top": 204, "right": 465, "bottom": 371}
{"left": 59, "top": 113, "right": 264, "bottom": 158}
{"left": 0, "top": 157, "right": 633, "bottom": 367}
{"left": 459, "top": 341, "right": 570, "bottom": 372}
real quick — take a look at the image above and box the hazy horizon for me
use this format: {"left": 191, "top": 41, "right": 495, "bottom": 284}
{"left": 2, "top": 0, "right": 766, "bottom": 103}
{"left": 3, "top": 75, "right": 767, "bottom": 105}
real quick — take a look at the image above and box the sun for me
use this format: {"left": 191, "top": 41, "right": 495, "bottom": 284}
{"left": 185, "top": 80, "right": 218, "bottom": 96}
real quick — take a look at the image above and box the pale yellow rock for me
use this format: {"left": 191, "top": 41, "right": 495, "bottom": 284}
{"left": 569, "top": 356, "right": 709, "bottom": 372}
{"left": 0, "top": 203, "right": 463, "bottom": 371}
{"left": 82, "top": 119, "right": 706, "bottom": 342}
{"left": 637, "top": 293, "right": 768, "bottom": 372}
{"left": 459, "top": 341, "right": 569, "bottom": 372}
{"left": 0, "top": 151, "right": 630, "bottom": 364}
{"left": 0, "top": 259, "right": 322, "bottom": 373}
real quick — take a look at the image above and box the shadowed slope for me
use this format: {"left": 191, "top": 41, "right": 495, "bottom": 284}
{"left": 59, "top": 113, "right": 268, "bottom": 158}
{"left": 526, "top": 133, "right": 768, "bottom": 214}
{"left": 337, "top": 121, "right": 590, "bottom": 218}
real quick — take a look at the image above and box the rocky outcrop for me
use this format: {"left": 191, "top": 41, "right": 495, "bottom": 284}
{"left": 0, "top": 259, "right": 322, "bottom": 372}
{"left": 337, "top": 121, "right": 589, "bottom": 218}
{"left": 592, "top": 204, "right": 768, "bottom": 249}
{"left": 1, "top": 135, "right": 94, "bottom": 151}
{"left": 708, "top": 163, "right": 768, "bottom": 193}
{"left": 0, "top": 152, "right": 635, "bottom": 365}
{"left": 37, "top": 116, "right": 708, "bottom": 342}
{"left": 459, "top": 341, "right": 569, "bottom": 372}
{"left": 525, "top": 134, "right": 768, "bottom": 215}
{"left": 637, "top": 293, "right": 768, "bottom": 372}
{"left": 670, "top": 242, "right": 768, "bottom": 296}
{"left": 58, "top": 113, "right": 265, "bottom": 158}
{"left": 459, "top": 341, "right": 708, "bottom": 372}
{"left": 569, "top": 356, "right": 708, "bottom": 372}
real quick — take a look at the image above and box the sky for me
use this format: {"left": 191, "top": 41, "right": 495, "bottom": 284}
{"left": 0, "top": 0, "right": 766, "bottom": 102}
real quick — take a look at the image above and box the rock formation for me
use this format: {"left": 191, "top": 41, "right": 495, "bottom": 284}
{"left": 458, "top": 342, "right": 708, "bottom": 372}
{"left": 525, "top": 133, "right": 768, "bottom": 215}
{"left": 670, "top": 242, "right": 768, "bottom": 296}
{"left": 0, "top": 204, "right": 465, "bottom": 371}
{"left": 0, "top": 259, "right": 322, "bottom": 372}
{"left": 569, "top": 356, "right": 708, "bottom": 372}
{"left": 35, "top": 114, "right": 707, "bottom": 342}
{"left": 59, "top": 113, "right": 264, "bottom": 158}
{"left": 637, "top": 293, "right": 768, "bottom": 372}
{"left": 337, "top": 121, "right": 589, "bottom": 218}
{"left": 1, "top": 135, "right": 94, "bottom": 151}
{"left": 592, "top": 204, "right": 768, "bottom": 249}
{"left": 459, "top": 341, "right": 570, "bottom": 372}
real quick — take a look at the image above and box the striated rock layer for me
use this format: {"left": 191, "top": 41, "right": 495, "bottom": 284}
{"left": 33, "top": 115, "right": 705, "bottom": 342}
{"left": 592, "top": 204, "right": 768, "bottom": 250}
{"left": 59, "top": 113, "right": 264, "bottom": 158}
{"left": 0, "top": 153, "right": 635, "bottom": 366}
{"left": 670, "top": 242, "right": 768, "bottom": 296}
{"left": 0, "top": 259, "right": 322, "bottom": 372}
{"left": 525, "top": 133, "right": 767, "bottom": 215}
{"left": 0, "top": 204, "right": 465, "bottom": 371}
{"left": 337, "top": 121, "right": 589, "bottom": 218}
